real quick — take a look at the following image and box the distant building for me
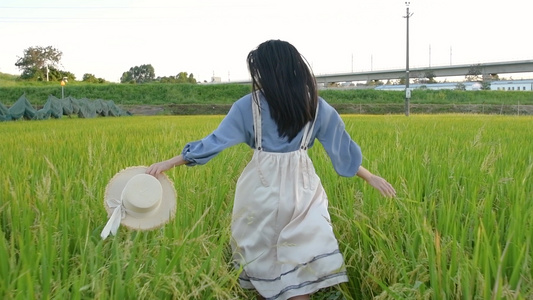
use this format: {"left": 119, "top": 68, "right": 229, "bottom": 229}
{"left": 490, "top": 80, "right": 533, "bottom": 91}
{"left": 374, "top": 79, "right": 533, "bottom": 91}
{"left": 211, "top": 76, "right": 221, "bottom": 83}
{"left": 375, "top": 82, "right": 481, "bottom": 91}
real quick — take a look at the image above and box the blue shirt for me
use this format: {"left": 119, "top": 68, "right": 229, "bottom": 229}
{"left": 181, "top": 93, "right": 362, "bottom": 177}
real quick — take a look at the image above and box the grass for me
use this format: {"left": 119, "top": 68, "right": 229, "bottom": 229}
{"left": 1, "top": 114, "right": 532, "bottom": 299}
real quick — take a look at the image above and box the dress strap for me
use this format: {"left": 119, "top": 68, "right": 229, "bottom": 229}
{"left": 300, "top": 101, "right": 320, "bottom": 150}
{"left": 252, "top": 92, "right": 262, "bottom": 150}
{"left": 254, "top": 94, "right": 319, "bottom": 151}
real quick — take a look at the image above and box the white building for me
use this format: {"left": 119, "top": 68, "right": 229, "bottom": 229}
{"left": 374, "top": 80, "right": 533, "bottom": 91}
{"left": 490, "top": 80, "right": 533, "bottom": 91}
{"left": 374, "top": 82, "right": 481, "bottom": 91}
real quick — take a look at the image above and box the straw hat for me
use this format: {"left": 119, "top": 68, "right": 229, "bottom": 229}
{"left": 101, "top": 166, "right": 177, "bottom": 239}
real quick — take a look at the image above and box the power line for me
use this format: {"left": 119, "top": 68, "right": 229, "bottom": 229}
{"left": 0, "top": 17, "right": 163, "bottom": 23}
{"left": 0, "top": 6, "right": 165, "bottom": 9}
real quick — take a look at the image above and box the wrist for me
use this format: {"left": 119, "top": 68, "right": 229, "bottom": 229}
{"left": 171, "top": 155, "right": 187, "bottom": 167}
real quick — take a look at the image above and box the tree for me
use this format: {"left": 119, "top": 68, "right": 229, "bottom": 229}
{"left": 47, "top": 67, "right": 75, "bottom": 82}
{"left": 156, "top": 72, "right": 197, "bottom": 84}
{"left": 188, "top": 73, "right": 196, "bottom": 84}
{"left": 120, "top": 64, "right": 155, "bottom": 83}
{"left": 399, "top": 77, "right": 406, "bottom": 85}
{"left": 366, "top": 79, "right": 383, "bottom": 86}
{"left": 83, "top": 73, "right": 106, "bottom": 83}
{"left": 465, "top": 64, "right": 482, "bottom": 82}
{"left": 423, "top": 69, "right": 437, "bottom": 83}
{"left": 15, "top": 46, "right": 63, "bottom": 80}
{"left": 455, "top": 82, "right": 466, "bottom": 90}
{"left": 488, "top": 73, "right": 499, "bottom": 81}
{"left": 20, "top": 65, "right": 74, "bottom": 82}
{"left": 176, "top": 72, "right": 197, "bottom": 83}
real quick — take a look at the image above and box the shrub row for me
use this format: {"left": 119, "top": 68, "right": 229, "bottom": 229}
{"left": 1, "top": 83, "right": 532, "bottom": 106}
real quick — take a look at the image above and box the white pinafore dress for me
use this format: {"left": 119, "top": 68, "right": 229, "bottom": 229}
{"left": 231, "top": 99, "right": 348, "bottom": 300}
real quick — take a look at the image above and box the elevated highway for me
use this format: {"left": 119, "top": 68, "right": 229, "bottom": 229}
{"left": 230, "top": 60, "right": 533, "bottom": 85}
{"left": 314, "top": 60, "right": 533, "bottom": 85}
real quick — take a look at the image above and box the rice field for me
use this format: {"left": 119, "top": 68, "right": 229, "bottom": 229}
{"left": 1, "top": 114, "right": 532, "bottom": 299}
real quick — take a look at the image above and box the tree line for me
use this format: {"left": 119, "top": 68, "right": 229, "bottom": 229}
{"left": 119, "top": 65, "right": 196, "bottom": 84}
{"left": 14, "top": 45, "right": 197, "bottom": 84}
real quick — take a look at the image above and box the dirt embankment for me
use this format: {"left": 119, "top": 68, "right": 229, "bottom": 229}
{"left": 124, "top": 103, "right": 533, "bottom": 116}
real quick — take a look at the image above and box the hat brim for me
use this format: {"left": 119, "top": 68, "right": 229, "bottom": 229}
{"left": 104, "top": 166, "right": 177, "bottom": 231}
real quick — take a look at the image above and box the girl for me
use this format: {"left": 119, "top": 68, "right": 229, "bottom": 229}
{"left": 146, "top": 39, "right": 396, "bottom": 300}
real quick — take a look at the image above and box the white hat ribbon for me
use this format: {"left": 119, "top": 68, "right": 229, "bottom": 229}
{"left": 101, "top": 197, "right": 125, "bottom": 239}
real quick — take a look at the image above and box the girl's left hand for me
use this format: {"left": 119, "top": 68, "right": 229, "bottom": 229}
{"left": 367, "top": 175, "right": 396, "bottom": 198}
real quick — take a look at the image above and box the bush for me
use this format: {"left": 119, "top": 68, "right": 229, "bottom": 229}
{"left": 1, "top": 82, "right": 532, "bottom": 106}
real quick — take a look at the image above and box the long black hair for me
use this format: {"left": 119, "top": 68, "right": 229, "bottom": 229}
{"left": 247, "top": 40, "right": 318, "bottom": 142}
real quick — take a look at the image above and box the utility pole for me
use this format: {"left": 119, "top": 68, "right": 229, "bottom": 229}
{"left": 450, "top": 46, "right": 453, "bottom": 65}
{"left": 429, "top": 44, "right": 431, "bottom": 68}
{"left": 404, "top": 1, "right": 413, "bottom": 116}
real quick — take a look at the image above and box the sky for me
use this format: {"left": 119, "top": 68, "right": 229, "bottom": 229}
{"left": 1, "top": 0, "right": 532, "bottom": 83}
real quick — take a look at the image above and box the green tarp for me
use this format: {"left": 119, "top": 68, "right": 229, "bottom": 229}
{"left": 0, "top": 94, "right": 131, "bottom": 122}
{"left": 0, "top": 102, "right": 9, "bottom": 121}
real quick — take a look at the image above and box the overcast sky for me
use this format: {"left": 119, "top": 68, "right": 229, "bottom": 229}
{"left": 1, "top": 0, "right": 532, "bottom": 83}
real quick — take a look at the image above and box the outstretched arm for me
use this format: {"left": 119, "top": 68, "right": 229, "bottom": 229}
{"left": 356, "top": 166, "right": 396, "bottom": 198}
{"left": 146, "top": 155, "right": 188, "bottom": 176}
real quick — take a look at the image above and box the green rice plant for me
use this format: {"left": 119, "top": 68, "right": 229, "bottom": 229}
{"left": 1, "top": 114, "right": 532, "bottom": 299}
{"left": 312, "top": 115, "right": 533, "bottom": 299}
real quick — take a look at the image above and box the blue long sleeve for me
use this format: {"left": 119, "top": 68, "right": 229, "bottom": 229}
{"left": 181, "top": 94, "right": 362, "bottom": 177}
{"left": 314, "top": 102, "right": 362, "bottom": 177}
{"left": 181, "top": 97, "right": 251, "bottom": 165}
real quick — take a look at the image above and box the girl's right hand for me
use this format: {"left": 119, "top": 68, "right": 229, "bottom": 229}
{"left": 146, "top": 160, "right": 174, "bottom": 176}
{"left": 146, "top": 154, "right": 188, "bottom": 176}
